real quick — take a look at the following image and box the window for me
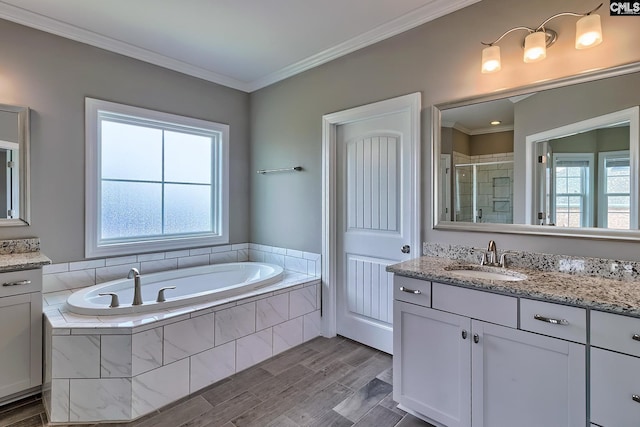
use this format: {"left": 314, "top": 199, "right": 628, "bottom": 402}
{"left": 598, "top": 150, "right": 631, "bottom": 229}
{"left": 552, "top": 153, "right": 594, "bottom": 228}
{"left": 85, "top": 98, "right": 229, "bottom": 257}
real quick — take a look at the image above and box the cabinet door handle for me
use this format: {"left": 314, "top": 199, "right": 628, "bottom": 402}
{"left": 399, "top": 286, "right": 421, "bottom": 295}
{"left": 633, "top": 334, "right": 640, "bottom": 342}
{"left": 462, "top": 330, "right": 468, "bottom": 340}
{"left": 2, "top": 280, "right": 31, "bottom": 287}
{"left": 534, "top": 314, "right": 569, "bottom": 325}
{"left": 633, "top": 394, "right": 640, "bottom": 404}
{"left": 473, "top": 334, "right": 479, "bottom": 344}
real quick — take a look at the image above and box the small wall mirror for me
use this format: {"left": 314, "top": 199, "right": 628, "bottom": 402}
{"left": 433, "top": 63, "right": 640, "bottom": 240}
{"left": 0, "top": 104, "right": 30, "bottom": 226}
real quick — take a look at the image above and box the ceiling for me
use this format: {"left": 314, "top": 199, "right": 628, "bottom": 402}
{"left": 0, "top": 0, "right": 479, "bottom": 92}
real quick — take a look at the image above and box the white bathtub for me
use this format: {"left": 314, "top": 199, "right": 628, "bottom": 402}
{"left": 66, "top": 262, "right": 284, "bottom": 315}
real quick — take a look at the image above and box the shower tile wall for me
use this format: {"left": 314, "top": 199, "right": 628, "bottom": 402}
{"left": 453, "top": 152, "right": 514, "bottom": 224}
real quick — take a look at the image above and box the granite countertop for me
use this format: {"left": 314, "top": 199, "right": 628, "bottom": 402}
{"left": 0, "top": 251, "right": 51, "bottom": 272}
{"left": 387, "top": 256, "right": 640, "bottom": 317}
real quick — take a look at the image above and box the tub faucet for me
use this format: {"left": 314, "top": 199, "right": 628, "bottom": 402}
{"left": 128, "top": 267, "right": 143, "bottom": 306}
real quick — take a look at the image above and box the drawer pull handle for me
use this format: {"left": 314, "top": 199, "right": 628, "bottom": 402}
{"left": 400, "top": 286, "right": 421, "bottom": 295}
{"left": 633, "top": 334, "right": 640, "bottom": 342}
{"left": 2, "top": 280, "right": 31, "bottom": 287}
{"left": 534, "top": 314, "right": 569, "bottom": 325}
{"left": 633, "top": 394, "right": 640, "bottom": 404}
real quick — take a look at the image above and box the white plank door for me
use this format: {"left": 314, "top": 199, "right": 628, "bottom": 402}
{"left": 336, "top": 108, "right": 416, "bottom": 353}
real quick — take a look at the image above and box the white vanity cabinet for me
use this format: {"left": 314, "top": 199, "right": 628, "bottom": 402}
{"left": 590, "top": 310, "right": 640, "bottom": 427}
{"left": 0, "top": 269, "right": 43, "bottom": 402}
{"left": 393, "top": 276, "right": 586, "bottom": 427}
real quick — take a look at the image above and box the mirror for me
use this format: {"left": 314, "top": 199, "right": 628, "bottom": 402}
{"left": 0, "top": 104, "right": 30, "bottom": 226}
{"left": 433, "top": 63, "right": 640, "bottom": 239}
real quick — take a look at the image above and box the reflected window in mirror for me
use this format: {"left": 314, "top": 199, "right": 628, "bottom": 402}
{"left": 432, "top": 63, "right": 640, "bottom": 240}
{"left": 529, "top": 109, "right": 637, "bottom": 230}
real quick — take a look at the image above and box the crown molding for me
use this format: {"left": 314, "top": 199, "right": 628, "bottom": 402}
{"left": 0, "top": 2, "right": 251, "bottom": 91}
{"left": 248, "top": 0, "right": 481, "bottom": 91}
{"left": 0, "top": 0, "right": 479, "bottom": 93}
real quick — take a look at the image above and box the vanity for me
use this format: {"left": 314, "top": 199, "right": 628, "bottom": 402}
{"left": 388, "top": 246, "right": 640, "bottom": 427}
{"left": 0, "top": 238, "right": 50, "bottom": 404}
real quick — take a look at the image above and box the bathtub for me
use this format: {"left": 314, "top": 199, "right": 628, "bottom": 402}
{"left": 65, "top": 262, "right": 284, "bottom": 315}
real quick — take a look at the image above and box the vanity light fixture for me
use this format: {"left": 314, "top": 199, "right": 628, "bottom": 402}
{"left": 481, "top": 2, "right": 603, "bottom": 73}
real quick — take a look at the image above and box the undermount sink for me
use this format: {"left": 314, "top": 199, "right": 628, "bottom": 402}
{"left": 444, "top": 265, "right": 527, "bottom": 282}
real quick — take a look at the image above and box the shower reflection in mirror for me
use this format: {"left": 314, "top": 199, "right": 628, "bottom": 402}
{"left": 441, "top": 124, "right": 514, "bottom": 224}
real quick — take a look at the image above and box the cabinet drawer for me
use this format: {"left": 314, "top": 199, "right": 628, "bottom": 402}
{"left": 432, "top": 282, "right": 517, "bottom": 328}
{"left": 0, "top": 269, "right": 42, "bottom": 298}
{"left": 520, "top": 299, "right": 586, "bottom": 343}
{"left": 591, "top": 348, "right": 640, "bottom": 427}
{"left": 591, "top": 310, "right": 640, "bottom": 357}
{"left": 393, "top": 276, "right": 431, "bottom": 307}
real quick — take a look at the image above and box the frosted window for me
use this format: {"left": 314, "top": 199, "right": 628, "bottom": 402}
{"left": 164, "top": 184, "right": 212, "bottom": 234}
{"left": 86, "top": 97, "right": 229, "bottom": 257}
{"left": 164, "top": 131, "right": 212, "bottom": 184}
{"left": 101, "top": 181, "right": 162, "bottom": 239}
{"left": 101, "top": 121, "right": 163, "bottom": 181}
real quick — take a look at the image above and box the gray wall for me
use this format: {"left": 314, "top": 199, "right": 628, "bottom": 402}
{"left": 0, "top": 19, "right": 250, "bottom": 262}
{"left": 250, "top": 0, "right": 640, "bottom": 259}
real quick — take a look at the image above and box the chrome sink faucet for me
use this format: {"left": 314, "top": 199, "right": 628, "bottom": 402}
{"left": 128, "top": 267, "right": 143, "bottom": 306}
{"left": 481, "top": 240, "right": 506, "bottom": 267}
{"left": 487, "top": 240, "right": 497, "bottom": 265}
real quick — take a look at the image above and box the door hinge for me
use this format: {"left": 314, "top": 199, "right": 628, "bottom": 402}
{"left": 7, "top": 161, "right": 14, "bottom": 168}
{"left": 7, "top": 209, "right": 15, "bottom": 218}
{"left": 537, "top": 156, "right": 546, "bottom": 164}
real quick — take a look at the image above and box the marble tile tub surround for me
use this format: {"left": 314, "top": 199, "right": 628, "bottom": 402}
{"left": 0, "top": 237, "right": 51, "bottom": 272}
{"left": 43, "top": 279, "right": 322, "bottom": 423}
{"left": 42, "top": 242, "right": 320, "bottom": 296}
{"left": 424, "top": 242, "right": 640, "bottom": 281}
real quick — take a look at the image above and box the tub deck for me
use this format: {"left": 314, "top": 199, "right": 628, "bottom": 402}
{"left": 42, "top": 270, "right": 322, "bottom": 423}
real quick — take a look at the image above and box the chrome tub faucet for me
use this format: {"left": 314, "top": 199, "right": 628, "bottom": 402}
{"left": 128, "top": 267, "right": 143, "bottom": 306}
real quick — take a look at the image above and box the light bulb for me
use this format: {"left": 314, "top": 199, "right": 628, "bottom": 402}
{"left": 524, "top": 31, "right": 547, "bottom": 63}
{"left": 481, "top": 45, "right": 501, "bottom": 73}
{"left": 576, "top": 14, "right": 602, "bottom": 49}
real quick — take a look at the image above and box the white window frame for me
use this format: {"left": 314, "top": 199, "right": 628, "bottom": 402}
{"left": 85, "top": 98, "right": 229, "bottom": 258}
{"left": 598, "top": 150, "right": 634, "bottom": 229}
{"left": 551, "top": 153, "right": 594, "bottom": 228}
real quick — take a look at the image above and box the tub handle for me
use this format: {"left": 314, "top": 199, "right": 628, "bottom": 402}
{"left": 98, "top": 292, "right": 120, "bottom": 308}
{"left": 156, "top": 286, "right": 176, "bottom": 303}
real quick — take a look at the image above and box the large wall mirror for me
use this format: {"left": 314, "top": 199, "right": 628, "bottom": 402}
{"left": 0, "top": 104, "right": 30, "bottom": 226}
{"left": 433, "top": 62, "right": 640, "bottom": 240}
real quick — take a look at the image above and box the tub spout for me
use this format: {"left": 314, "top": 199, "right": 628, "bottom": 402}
{"left": 127, "top": 268, "right": 143, "bottom": 306}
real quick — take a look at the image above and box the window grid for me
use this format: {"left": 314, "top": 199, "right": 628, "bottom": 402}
{"left": 86, "top": 97, "right": 229, "bottom": 258}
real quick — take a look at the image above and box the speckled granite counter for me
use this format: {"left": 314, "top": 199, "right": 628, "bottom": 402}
{"left": 0, "top": 238, "right": 51, "bottom": 272}
{"left": 387, "top": 255, "right": 640, "bottom": 317}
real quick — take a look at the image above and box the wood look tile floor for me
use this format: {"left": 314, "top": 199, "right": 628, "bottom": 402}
{"left": 0, "top": 336, "right": 435, "bottom": 427}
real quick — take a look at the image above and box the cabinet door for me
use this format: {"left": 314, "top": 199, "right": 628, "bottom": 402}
{"left": 471, "top": 320, "right": 586, "bottom": 427}
{"left": 0, "top": 293, "right": 42, "bottom": 399}
{"left": 591, "top": 347, "right": 640, "bottom": 427}
{"left": 393, "top": 300, "right": 471, "bottom": 427}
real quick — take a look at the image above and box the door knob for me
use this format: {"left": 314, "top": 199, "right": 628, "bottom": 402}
{"left": 401, "top": 245, "right": 411, "bottom": 254}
